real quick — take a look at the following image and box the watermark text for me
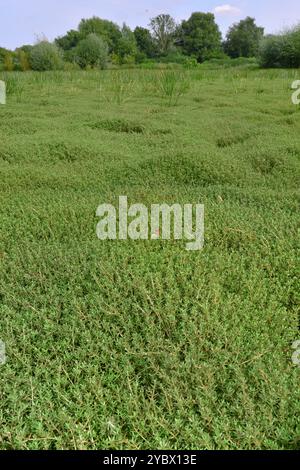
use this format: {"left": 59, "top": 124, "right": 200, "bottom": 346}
{"left": 96, "top": 196, "right": 204, "bottom": 251}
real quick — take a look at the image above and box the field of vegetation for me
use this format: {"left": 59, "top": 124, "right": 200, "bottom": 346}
{"left": 0, "top": 64, "right": 299, "bottom": 450}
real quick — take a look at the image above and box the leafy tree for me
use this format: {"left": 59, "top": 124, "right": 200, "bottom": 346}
{"left": 117, "top": 24, "right": 137, "bottom": 63}
{"left": 258, "top": 26, "right": 300, "bottom": 68}
{"left": 30, "top": 41, "right": 63, "bottom": 71}
{"left": 224, "top": 17, "right": 264, "bottom": 58}
{"left": 258, "top": 35, "right": 283, "bottom": 67}
{"left": 78, "top": 17, "right": 121, "bottom": 53}
{"left": 63, "top": 48, "right": 78, "bottom": 64}
{"left": 17, "top": 49, "right": 31, "bottom": 71}
{"left": 4, "top": 53, "right": 14, "bottom": 71}
{"left": 18, "top": 45, "right": 33, "bottom": 56}
{"left": 179, "top": 12, "right": 222, "bottom": 62}
{"left": 0, "top": 47, "right": 12, "bottom": 63}
{"left": 75, "top": 33, "right": 108, "bottom": 69}
{"left": 134, "top": 26, "right": 157, "bottom": 58}
{"left": 149, "top": 14, "right": 176, "bottom": 55}
{"left": 55, "top": 30, "right": 81, "bottom": 51}
{"left": 280, "top": 26, "right": 300, "bottom": 67}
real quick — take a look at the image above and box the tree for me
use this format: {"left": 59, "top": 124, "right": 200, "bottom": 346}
{"left": 17, "top": 49, "right": 30, "bottom": 71}
{"left": 179, "top": 12, "right": 222, "bottom": 62}
{"left": 224, "top": 17, "right": 264, "bottom": 58}
{"left": 117, "top": 24, "right": 137, "bottom": 63}
{"left": 75, "top": 33, "right": 108, "bottom": 69}
{"left": 4, "top": 53, "right": 14, "bottom": 71}
{"left": 134, "top": 26, "right": 157, "bottom": 58}
{"left": 78, "top": 17, "right": 121, "bottom": 53}
{"left": 258, "top": 26, "right": 300, "bottom": 68}
{"left": 0, "top": 47, "right": 12, "bottom": 63}
{"left": 258, "top": 35, "right": 283, "bottom": 68}
{"left": 149, "top": 14, "right": 176, "bottom": 55}
{"left": 55, "top": 30, "right": 81, "bottom": 51}
{"left": 30, "top": 41, "right": 63, "bottom": 71}
{"left": 17, "top": 45, "right": 33, "bottom": 56}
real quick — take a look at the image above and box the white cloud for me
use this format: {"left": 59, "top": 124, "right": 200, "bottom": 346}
{"left": 214, "top": 4, "right": 241, "bottom": 16}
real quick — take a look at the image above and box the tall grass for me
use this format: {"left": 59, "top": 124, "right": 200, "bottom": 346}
{"left": 105, "top": 71, "right": 135, "bottom": 104}
{"left": 0, "top": 73, "right": 25, "bottom": 102}
{"left": 157, "top": 70, "right": 190, "bottom": 106}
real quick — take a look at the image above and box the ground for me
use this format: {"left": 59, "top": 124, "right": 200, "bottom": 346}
{"left": 0, "top": 65, "right": 299, "bottom": 449}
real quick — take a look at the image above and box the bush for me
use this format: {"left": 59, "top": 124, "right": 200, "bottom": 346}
{"left": 158, "top": 50, "right": 187, "bottom": 64}
{"left": 63, "top": 61, "right": 81, "bottom": 72}
{"left": 75, "top": 34, "right": 108, "bottom": 69}
{"left": 136, "top": 60, "right": 157, "bottom": 69}
{"left": 17, "top": 50, "right": 31, "bottom": 71}
{"left": 258, "top": 36, "right": 283, "bottom": 68}
{"left": 224, "top": 17, "right": 264, "bottom": 58}
{"left": 0, "top": 47, "right": 12, "bottom": 64}
{"left": 184, "top": 57, "right": 198, "bottom": 68}
{"left": 30, "top": 42, "right": 63, "bottom": 71}
{"left": 201, "top": 57, "right": 258, "bottom": 69}
{"left": 258, "top": 26, "right": 300, "bottom": 68}
{"left": 135, "top": 51, "right": 147, "bottom": 64}
{"left": 3, "top": 53, "right": 14, "bottom": 71}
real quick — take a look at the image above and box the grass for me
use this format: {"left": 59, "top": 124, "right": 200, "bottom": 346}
{"left": 0, "top": 65, "right": 299, "bottom": 450}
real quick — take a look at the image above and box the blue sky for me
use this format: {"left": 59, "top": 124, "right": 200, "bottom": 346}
{"left": 1, "top": 0, "right": 300, "bottom": 49}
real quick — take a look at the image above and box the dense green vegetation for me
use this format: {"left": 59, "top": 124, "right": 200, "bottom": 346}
{"left": 224, "top": 17, "right": 264, "bottom": 58}
{"left": 179, "top": 12, "right": 222, "bottom": 62}
{"left": 0, "top": 65, "right": 299, "bottom": 449}
{"left": 3, "top": 12, "right": 299, "bottom": 71}
{"left": 258, "top": 26, "right": 300, "bottom": 68}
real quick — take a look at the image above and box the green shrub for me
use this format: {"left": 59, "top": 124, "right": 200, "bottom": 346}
{"left": 30, "top": 42, "right": 63, "bottom": 71}
{"left": 184, "top": 57, "right": 198, "bottom": 68}
{"left": 17, "top": 50, "right": 31, "bottom": 71}
{"left": 75, "top": 33, "right": 108, "bottom": 69}
{"left": 258, "top": 25, "right": 300, "bottom": 68}
{"left": 258, "top": 36, "right": 282, "bottom": 68}
{"left": 280, "top": 27, "right": 300, "bottom": 67}
{"left": 135, "top": 51, "right": 147, "bottom": 64}
{"left": 202, "top": 57, "right": 258, "bottom": 69}
{"left": 136, "top": 60, "right": 157, "bottom": 69}
{"left": 3, "top": 53, "right": 14, "bottom": 71}
{"left": 158, "top": 50, "right": 187, "bottom": 65}
{"left": 63, "top": 61, "right": 81, "bottom": 72}
{"left": 63, "top": 48, "right": 78, "bottom": 64}
{"left": 224, "top": 17, "right": 264, "bottom": 58}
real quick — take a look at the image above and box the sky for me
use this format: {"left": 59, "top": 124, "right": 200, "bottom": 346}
{"left": 1, "top": 0, "right": 300, "bottom": 50}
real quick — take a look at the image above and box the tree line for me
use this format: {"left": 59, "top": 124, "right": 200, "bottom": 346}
{"left": 1, "top": 12, "right": 299, "bottom": 71}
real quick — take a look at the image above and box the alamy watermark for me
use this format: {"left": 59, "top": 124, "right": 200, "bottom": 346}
{"left": 292, "top": 340, "right": 300, "bottom": 367}
{"left": 291, "top": 80, "right": 300, "bottom": 105}
{"left": 0, "top": 80, "right": 6, "bottom": 105}
{"left": 96, "top": 196, "right": 204, "bottom": 251}
{"left": 0, "top": 340, "right": 6, "bottom": 366}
